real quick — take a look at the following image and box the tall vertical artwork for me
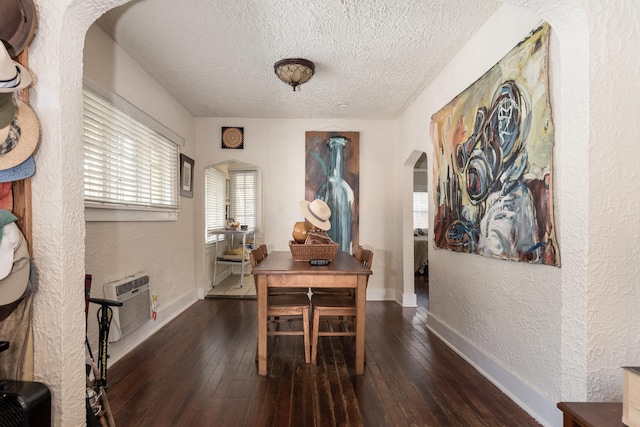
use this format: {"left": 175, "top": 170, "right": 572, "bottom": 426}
{"left": 305, "top": 131, "right": 360, "bottom": 252}
{"left": 431, "top": 23, "right": 559, "bottom": 266}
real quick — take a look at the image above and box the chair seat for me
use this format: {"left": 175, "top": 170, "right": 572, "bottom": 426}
{"left": 268, "top": 293, "right": 310, "bottom": 309}
{"left": 311, "top": 294, "right": 355, "bottom": 308}
{"left": 269, "top": 287, "right": 309, "bottom": 296}
{"left": 311, "top": 288, "right": 352, "bottom": 296}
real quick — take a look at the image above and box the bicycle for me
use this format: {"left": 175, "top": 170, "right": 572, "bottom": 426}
{"left": 85, "top": 274, "right": 122, "bottom": 427}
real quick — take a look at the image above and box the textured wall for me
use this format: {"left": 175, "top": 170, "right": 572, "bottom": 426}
{"left": 584, "top": 0, "right": 640, "bottom": 400}
{"left": 29, "top": 1, "right": 133, "bottom": 425}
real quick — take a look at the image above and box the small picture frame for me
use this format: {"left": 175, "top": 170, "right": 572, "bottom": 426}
{"left": 221, "top": 127, "right": 244, "bottom": 149}
{"left": 180, "top": 154, "right": 194, "bottom": 198}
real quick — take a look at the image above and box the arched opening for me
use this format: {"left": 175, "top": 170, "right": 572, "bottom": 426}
{"left": 402, "top": 149, "right": 429, "bottom": 307}
{"left": 413, "top": 152, "right": 429, "bottom": 308}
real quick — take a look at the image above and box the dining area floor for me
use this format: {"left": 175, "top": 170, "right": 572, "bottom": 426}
{"left": 106, "top": 275, "right": 541, "bottom": 426}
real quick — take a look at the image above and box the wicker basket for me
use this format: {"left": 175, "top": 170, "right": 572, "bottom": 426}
{"left": 289, "top": 241, "right": 339, "bottom": 262}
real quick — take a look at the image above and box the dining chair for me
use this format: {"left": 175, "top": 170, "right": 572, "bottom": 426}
{"left": 310, "top": 247, "right": 373, "bottom": 365}
{"left": 259, "top": 244, "right": 268, "bottom": 257}
{"left": 250, "top": 248, "right": 311, "bottom": 363}
{"left": 309, "top": 243, "right": 365, "bottom": 297}
{"left": 261, "top": 243, "right": 309, "bottom": 296}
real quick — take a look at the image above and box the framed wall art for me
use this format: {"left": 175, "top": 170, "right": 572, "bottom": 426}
{"left": 221, "top": 127, "right": 244, "bottom": 149}
{"left": 180, "top": 153, "right": 194, "bottom": 198}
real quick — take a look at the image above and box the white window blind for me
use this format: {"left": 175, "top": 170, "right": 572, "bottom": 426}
{"left": 83, "top": 88, "right": 179, "bottom": 210}
{"left": 229, "top": 170, "right": 262, "bottom": 230}
{"left": 205, "top": 167, "right": 226, "bottom": 243}
{"left": 413, "top": 191, "right": 429, "bottom": 230}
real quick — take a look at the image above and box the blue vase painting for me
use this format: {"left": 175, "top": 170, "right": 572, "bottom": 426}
{"left": 305, "top": 131, "right": 360, "bottom": 253}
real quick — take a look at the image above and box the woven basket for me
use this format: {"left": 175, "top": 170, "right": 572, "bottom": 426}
{"left": 289, "top": 241, "right": 338, "bottom": 262}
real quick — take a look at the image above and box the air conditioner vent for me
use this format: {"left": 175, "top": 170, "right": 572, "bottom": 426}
{"left": 114, "top": 275, "right": 149, "bottom": 297}
{"left": 104, "top": 272, "right": 151, "bottom": 342}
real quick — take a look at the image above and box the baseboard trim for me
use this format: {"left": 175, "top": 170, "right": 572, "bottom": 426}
{"left": 426, "top": 314, "right": 560, "bottom": 427}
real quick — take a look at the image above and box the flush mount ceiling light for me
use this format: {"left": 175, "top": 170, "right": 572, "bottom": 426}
{"left": 274, "top": 58, "right": 315, "bottom": 91}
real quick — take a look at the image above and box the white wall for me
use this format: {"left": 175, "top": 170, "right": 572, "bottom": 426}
{"left": 82, "top": 25, "right": 199, "bottom": 363}
{"left": 194, "top": 118, "right": 398, "bottom": 301}
{"left": 582, "top": 0, "right": 640, "bottom": 402}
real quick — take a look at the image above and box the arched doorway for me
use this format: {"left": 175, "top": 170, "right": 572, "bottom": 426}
{"left": 413, "top": 152, "right": 429, "bottom": 308}
{"left": 402, "top": 149, "right": 429, "bottom": 307}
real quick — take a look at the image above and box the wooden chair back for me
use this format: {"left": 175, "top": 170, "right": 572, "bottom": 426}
{"left": 359, "top": 249, "right": 373, "bottom": 271}
{"left": 259, "top": 244, "right": 268, "bottom": 257}
{"left": 250, "top": 247, "right": 264, "bottom": 268}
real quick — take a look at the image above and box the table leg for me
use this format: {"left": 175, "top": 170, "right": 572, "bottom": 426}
{"left": 240, "top": 234, "right": 246, "bottom": 287}
{"left": 355, "top": 275, "right": 367, "bottom": 375}
{"left": 257, "top": 275, "right": 268, "bottom": 376}
{"left": 212, "top": 238, "right": 219, "bottom": 287}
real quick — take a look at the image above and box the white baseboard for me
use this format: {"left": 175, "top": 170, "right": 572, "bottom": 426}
{"left": 426, "top": 314, "right": 561, "bottom": 427}
{"left": 401, "top": 293, "right": 417, "bottom": 307}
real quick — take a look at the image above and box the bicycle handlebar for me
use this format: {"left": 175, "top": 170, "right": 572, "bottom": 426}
{"left": 89, "top": 297, "right": 123, "bottom": 308}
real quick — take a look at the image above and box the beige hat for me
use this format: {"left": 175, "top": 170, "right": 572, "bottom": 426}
{"left": 0, "top": 41, "right": 32, "bottom": 92}
{"left": 0, "top": 227, "right": 30, "bottom": 306}
{"left": 0, "top": 0, "right": 38, "bottom": 58}
{"left": 0, "top": 97, "right": 39, "bottom": 170}
{"left": 299, "top": 199, "right": 332, "bottom": 231}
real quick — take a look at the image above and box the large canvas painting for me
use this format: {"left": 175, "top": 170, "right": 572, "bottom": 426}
{"left": 431, "top": 23, "right": 559, "bottom": 266}
{"left": 305, "top": 131, "right": 359, "bottom": 252}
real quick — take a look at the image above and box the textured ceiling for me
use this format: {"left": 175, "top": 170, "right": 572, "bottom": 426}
{"left": 96, "top": 0, "right": 500, "bottom": 119}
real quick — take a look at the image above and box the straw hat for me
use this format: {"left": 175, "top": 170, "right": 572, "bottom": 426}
{"left": 0, "top": 96, "right": 39, "bottom": 170}
{"left": 0, "top": 0, "right": 38, "bottom": 58}
{"left": 0, "top": 41, "right": 32, "bottom": 92}
{"left": 299, "top": 199, "right": 332, "bottom": 231}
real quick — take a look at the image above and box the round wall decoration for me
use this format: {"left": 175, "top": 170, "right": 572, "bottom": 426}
{"left": 221, "top": 127, "right": 244, "bottom": 149}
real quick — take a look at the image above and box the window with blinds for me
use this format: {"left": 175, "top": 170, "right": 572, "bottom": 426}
{"left": 229, "top": 170, "right": 262, "bottom": 230}
{"left": 205, "top": 167, "right": 226, "bottom": 244}
{"left": 413, "top": 191, "right": 429, "bottom": 230}
{"left": 83, "top": 88, "right": 179, "bottom": 211}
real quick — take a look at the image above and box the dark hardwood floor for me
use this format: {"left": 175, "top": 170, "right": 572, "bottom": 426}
{"left": 106, "top": 273, "right": 540, "bottom": 426}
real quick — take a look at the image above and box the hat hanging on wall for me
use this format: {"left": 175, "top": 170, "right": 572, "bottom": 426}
{"left": 0, "top": 155, "right": 34, "bottom": 182}
{"left": 0, "top": 41, "right": 32, "bottom": 93}
{"left": 0, "top": 0, "right": 38, "bottom": 58}
{"left": 0, "top": 95, "right": 39, "bottom": 170}
{"left": 0, "top": 224, "right": 31, "bottom": 306}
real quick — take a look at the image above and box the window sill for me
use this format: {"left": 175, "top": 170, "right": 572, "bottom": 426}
{"left": 85, "top": 206, "right": 178, "bottom": 222}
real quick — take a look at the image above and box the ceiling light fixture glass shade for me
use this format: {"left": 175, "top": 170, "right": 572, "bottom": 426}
{"left": 274, "top": 58, "right": 315, "bottom": 91}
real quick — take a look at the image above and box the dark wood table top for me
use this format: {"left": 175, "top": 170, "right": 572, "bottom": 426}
{"left": 252, "top": 251, "right": 371, "bottom": 276}
{"left": 557, "top": 401, "right": 624, "bottom": 427}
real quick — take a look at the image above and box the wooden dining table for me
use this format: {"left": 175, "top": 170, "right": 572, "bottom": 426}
{"left": 252, "top": 250, "right": 372, "bottom": 376}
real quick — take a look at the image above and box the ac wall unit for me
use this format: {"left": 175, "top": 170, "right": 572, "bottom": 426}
{"left": 104, "top": 272, "right": 151, "bottom": 342}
